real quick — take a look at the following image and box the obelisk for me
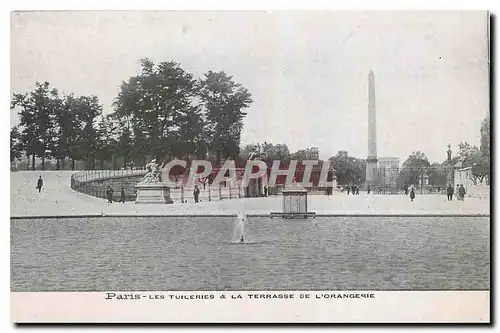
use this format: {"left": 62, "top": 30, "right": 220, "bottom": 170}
{"left": 366, "top": 70, "right": 378, "bottom": 187}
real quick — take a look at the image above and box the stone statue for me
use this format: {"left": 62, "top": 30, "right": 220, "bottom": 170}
{"left": 248, "top": 143, "right": 266, "bottom": 161}
{"left": 447, "top": 144, "right": 452, "bottom": 163}
{"left": 140, "top": 159, "right": 162, "bottom": 183}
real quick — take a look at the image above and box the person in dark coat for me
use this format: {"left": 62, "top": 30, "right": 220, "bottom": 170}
{"left": 120, "top": 186, "right": 126, "bottom": 203}
{"left": 346, "top": 186, "right": 350, "bottom": 195}
{"left": 446, "top": 184, "right": 454, "bottom": 201}
{"left": 355, "top": 186, "right": 360, "bottom": 195}
{"left": 409, "top": 185, "right": 416, "bottom": 202}
{"left": 36, "top": 176, "right": 43, "bottom": 193}
{"left": 193, "top": 185, "right": 200, "bottom": 203}
{"left": 458, "top": 184, "right": 466, "bottom": 201}
{"left": 105, "top": 186, "right": 114, "bottom": 203}
{"left": 367, "top": 185, "right": 371, "bottom": 194}
{"left": 263, "top": 186, "right": 268, "bottom": 197}
{"left": 404, "top": 184, "right": 408, "bottom": 196}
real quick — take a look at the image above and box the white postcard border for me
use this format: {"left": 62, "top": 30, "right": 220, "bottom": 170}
{"left": 11, "top": 291, "right": 489, "bottom": 323}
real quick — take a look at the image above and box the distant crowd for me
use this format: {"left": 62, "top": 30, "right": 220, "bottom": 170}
{"left": 33, "top": 173, "right": 468, "bottom": 205}
{"left": 340, "top": 183, "right": 467, "bottom": 202}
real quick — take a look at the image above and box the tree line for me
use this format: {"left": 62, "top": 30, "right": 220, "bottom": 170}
{"left": 11, "top": 59, "right": 253, "bottom": 170}
{"left": 10, "top": 57, "right": 490, "bottom": 188}
{"left": 243, "top": 113, "right": 490, "bottom": 187}
{"left": 387, "top": 118, "right": 490, "bottom": 188}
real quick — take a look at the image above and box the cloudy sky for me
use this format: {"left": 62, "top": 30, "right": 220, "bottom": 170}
{"left": 10, "top": 10, "right": 489, "bottom": 163}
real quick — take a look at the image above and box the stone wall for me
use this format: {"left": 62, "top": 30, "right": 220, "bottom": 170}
{"left": 79, "top": 175, "right": 143, "bottom": 201}
{"left": 454, "top": 167, "right": 489, "bottom": 199}
{"left": 74, "top": 172, "right": 247, "bottom": 203}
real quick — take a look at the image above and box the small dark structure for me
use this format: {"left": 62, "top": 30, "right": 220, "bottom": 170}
{"left": 270, "top": 182, "right": 316, "bottom": 219}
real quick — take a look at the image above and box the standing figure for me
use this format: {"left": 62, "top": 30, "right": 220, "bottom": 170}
{"left": 367, "top": 185, "right": 371, "bottom": 194}
{"left": 263, "top": 186, "right": 268, "bottom": 197}
{"left": 105, "top": 185, "right": 114, "bottom": 203}
{"left": 193, "top": 185, "right": 200, "bottom": 203}
{"left": 346, "top": 186, "right": 350, "bottom": 195}
{"left": 403, "top": 184, "right": 408, "bottom": 196}
{"left": 455, "top": 185, "right": 460, "bottom": 200}
{"left": 36, "top": 175, "right": 43, "bottom": 193}
{"left": 355, "top": 186, "right": 360, "bottom": 195}
{"left": 120, "top": 186, "right": 126, "bottom": 203}
{"left": 446, "top": 184, "right": 454, "bottom": 201}
{"left": 409, "top": 185, "right": 416, "bottom": 202}
{"left": 458, "top": 184, "right": 466, "bottom": 201}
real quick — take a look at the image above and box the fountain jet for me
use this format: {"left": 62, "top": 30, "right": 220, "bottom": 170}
{"left": 232, "top": 213, "right": 247, "bottom": 243}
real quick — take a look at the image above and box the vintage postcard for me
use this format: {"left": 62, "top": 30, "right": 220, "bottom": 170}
{"left": 10, "top": 10, "right": 490, "bottom": 323}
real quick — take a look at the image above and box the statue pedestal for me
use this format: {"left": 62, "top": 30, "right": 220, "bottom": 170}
{"left": 135, "top": 183, "right": 174, "bottom": 204}
{"left": 365, "top": 157, "right": 378, "bottom": 189}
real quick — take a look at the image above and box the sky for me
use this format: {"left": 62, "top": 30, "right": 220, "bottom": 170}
{"left": 10, "top": 10, "right": 489, "bottom": 163}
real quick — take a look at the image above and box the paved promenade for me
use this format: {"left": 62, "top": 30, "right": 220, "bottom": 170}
{"left": 10, "top": 171, "right": 490, "bottom": 217}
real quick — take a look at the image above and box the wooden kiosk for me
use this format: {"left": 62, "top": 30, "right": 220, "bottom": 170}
{"left": 270, "top": 181, "right": 316, "bottom": 219}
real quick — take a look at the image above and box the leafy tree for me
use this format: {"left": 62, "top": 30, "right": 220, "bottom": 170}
{"left": 58, "top": 94, "right": 89, "bottom": 170}
{"left": 266, "top": 143, "right": 290, "bottom": 162}
{"left": 290, "top": 147, "right": 320, "bottom": 161}
{"left": 48, "top": 93, "right": 69, "bottom": 170}
{"left": 10, "top": 126, "right": 24, "bottom": 168}
{"left": 199, "top": 70, "right": 252, "bottom": 164}
{"left": 328, "top": 151, "right": 366, "bottom": 185}
{"left": 115, "top": 118, "right": 134, "bottom": 169}
{"left": 480, "top": 115, "right": 490, "bottom": 158}
{"left": 59, "top": 94, "right": 86, "bottom": 170}
{"left": 480, "top": 116, "right": 490, "bottom": 183}
{"left": 457, "top": 142, "right": 479, "bottom": 163}
{"left": 95, "top": 114, "right": 119, "bottom": 169}
{"left": 171, "top": 105, "right": 206, "bottom": 160}
{"left": 240, "top": 142, "right": 291, "bottom": 164}
{"left": 456, "top": 141, "right": 488, "bottom": 184}
{"left": 428, "top": 162, "right": 446, "bottom": 186}
{"left": 75, "top": 95, "right": 102, "bottom": 169}
{"left": 113, "top": 58, "right": 198, "bottom": 164}
{"left": 469, "top": 153, "right": 489, "bottom": 185}
{"left": 397, "top": 151, "right": 430, "bottom": 186}
{"left": 11, "top": 81, "right": 61, "bottom": 170}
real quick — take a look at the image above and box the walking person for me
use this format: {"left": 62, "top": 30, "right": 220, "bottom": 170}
{"left": 263, "top": 186, "right": 268, "bottom": 197}
{"left": 367, "top": 185, "right": 371, "bottom": 194}
{"left": 36, "top": 175, "right": 43, "bottom": 193}
{"left": 193, "top": 185, "right": 200, "bottom": 203}
{"left": 404, "top": 184, "right": 408, "bottom": 196}
{"left": 455, "top": 185, "right": 460, "bottom": 200}
{"left": 458, "top": 184, "right": 466, "bottom": 201}
{"left": 105, "top": 185, "right": 114, "bottom": 204}
{"left": 346, "top": 186, "right": 350, "bottom": 195}
{"left": 409, "top": 185, "right": 416, "bottom": 202}
{"left": 120, "top": 186, "right": 126, "bottom": 203}
{"left": 446, "top": 183, "right": 454, "bottom": 201}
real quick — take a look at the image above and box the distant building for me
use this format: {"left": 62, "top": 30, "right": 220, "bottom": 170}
{"left": 378, "top": 157, "right": 400, "bottom": 169}
{"left": 377, "top": 157, "right": 400, "bottom": 189}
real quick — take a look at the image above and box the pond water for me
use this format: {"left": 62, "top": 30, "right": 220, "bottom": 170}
{"left": 11, "top": 216, "right": 490, "bottom": 291}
